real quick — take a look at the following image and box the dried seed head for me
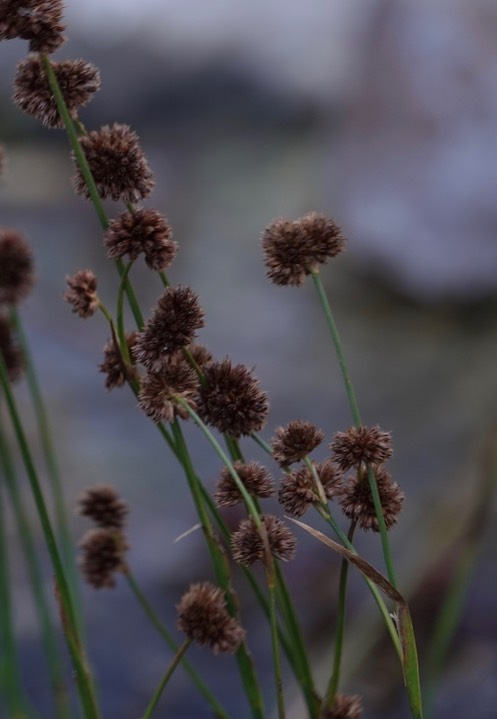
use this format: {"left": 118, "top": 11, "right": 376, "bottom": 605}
{"left": 0, "top": 314, "right": 23, "bottom": 382}
{"left": 73, "top": 123, "right": 154, "bottom": 203}
{"left": 337, "top": 466, "right": 404, "bottom": 532}
{"left": 134, "top": 286, "right": 205, "bottom": 372}
{"left": 262, "top": 212, "right": 346, "bottom": 287}
{"left": 197, "top": 359, "right": 269, "bottom": 438}
{"left": 316, "top": 459, "right": 343, "bottom": 499}
{"left": 231, "top": 514, "right": 296, "bottom": 566}
{"left": 0, "top": 229, "right": 34, "bottom": 304}
{"left": 64, "top": 269, "right": 99, "bottom": 318}
{"left": 271, "top": 420, "right": 324, "bottom": 466}
{"left": 13, "top": 56, "right": 100, "bottom": 129}
{"left": 78, "top": 528, "right": 128, "bottom": 589}
{"left": 104, "top": 209, "right": 177, "bottom": 271}
{"left": 77, "top": 486, "right": 129, "bottom": 530}
{"left": 279, "top": 460, "right": 343, "bottom": 517}
{"left": 0, "top": 0, "right": 66, "bottom": 54}
{"left": 177, "top": 582, "right": 245, "bottom": 654}
{"left": 183, "top": 343, "right": 213, "bottom": 370}
{"left": 138, "top": 362, "right": 198, "bottom": 423}
{"left": 215, "top": 461, "right": 274, "bottom": 507}
{"left": 321, "top": 693, "right": 363, "bottom": 719}
{"left": 330, "top": 426, "right": 393, "bottom": 471}
{"left": 99, "top": 332, "right": 138, "bottom": 390}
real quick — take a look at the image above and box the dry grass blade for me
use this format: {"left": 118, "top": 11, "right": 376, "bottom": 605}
{"left": 289, "top": 518, "right": 423, "bottom": 719}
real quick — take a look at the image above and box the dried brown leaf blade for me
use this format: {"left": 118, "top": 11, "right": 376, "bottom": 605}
{"left": 289, "top": 518, "right": 423, "bottom": 719}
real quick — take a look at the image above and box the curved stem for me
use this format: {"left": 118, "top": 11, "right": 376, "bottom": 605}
{"left": 141, "top": 640, "right": 192, "bottom": 719}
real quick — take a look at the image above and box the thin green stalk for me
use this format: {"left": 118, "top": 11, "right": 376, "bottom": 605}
{"left": 0, "top": 479, "right": 27, "bottom": 718}
{"left": 310, "top": 269, "right": 397, "bottom": 587}
{"left": 323, "top": 521, "right": 356, "bottom": 711}
{"left": 11, "top": 308, "right": 80, "bottom": 613}
{"left": 0, "top": 355, "right": 101, "bottom": 719}
{"left": 169, "top": 419, "right": 265, "bottom": 719}
{"left": 124, "top": 571, "right": 230, "bottom": 719}
{"left": 0, "top": 416, "right": 71, "bottom": 719}
{"left": 266, "top": 560, "right": 285, "bottom": 719}
{"left": 41, "top": 55, "right": 144, "bottom": 330}
{"left": 141, "top": 640, "right": 192, "bottom": 719}
{"left": 223, "top": 436, "right": 318, "bottom": 717}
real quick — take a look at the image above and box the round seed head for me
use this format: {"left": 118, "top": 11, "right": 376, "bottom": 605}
{"left": 0, "top": 314, "right": 24, "bottom": 382}
{"left": 330, "top": 425, "right": 393, "bottom": 471}
{"left": 337, "top": 466, "right": 404, "bottom": 532}
{"left": 231, "top": 514, "right": 296, "bottom": 566}
{"left": 0, "top": 229, "right": 35, "bottom": 305}
{"left": 63, "top": 269, "right": 99, "bottom": 318}
{"left": 104, "top": 208, "right": 177, "bottom": 271}
{"left": 215, "top": 461, "right": 274, "bottom": 507}
{"left": 138, "top": 362, "right": 198, "bottom": 423}
{"left": 99, "top": 332, "right": 139, "bottom": 391}
{"left": 271, "top": 420, "right": 324, "bottom": 466}
{"left": 0, "top": 0, "right": 66, "bottom": 54}
{"left": 77, "top": 486, "right": 129, "bottom": 530}
{"left": 78, "top": 528, "right": 128, "bottom": 589}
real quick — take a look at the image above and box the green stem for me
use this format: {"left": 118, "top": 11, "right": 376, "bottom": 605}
{"left": 310, "top": 269, "right": 397, "bottom": 587}
{"left": 0, "top": 355, "right": 101, "bottom": 719}
{"left": 169, "top": 419, "right": 265, "bottom": 719}
{"left": 11, "top": 308, "right": 81, "bottom": 618}
{"left": 323, "top": 521, "right": 356, "bottom": 711}
{"left": 124, "top": 571, "right": 229, "bottom": 719}
{"left": 141, "top": 640, "right": 192, "bottom": 719}
{"left": 0, "top": 416, "right": 71, "bottom": 719}
{"left": 266, "top": 561, "right": 285, "bottom": 719}
{"left": 41, "top": 55, "right": 144, "bottom": 331}
{"left": 0, "top": 469, "right": 27, "bottom": 718}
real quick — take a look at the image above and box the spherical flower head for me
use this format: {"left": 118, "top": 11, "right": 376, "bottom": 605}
{"left": 215, "top": 461, "right": 274, "bottom": 507}
{"left": 330, "top": 425, "right": 393, "bottom": 471}
{"left": 0, "top": 0, "right": 66, "bottom": 54}
{"left": 278, "top": 460, "right": 341, "bottom": 517}
{"left": 271, "top": 420, "right": 324, "bottom": 466}
{"left": 337, "top": 466, "right": 404, "bottom": 532}
{"left": 99, "top": 332, "right": 138, "bottom": 390}
{"left": 0, "top": 229, "right": 35, "bottom": 304}
{"left": 231, "top": 514, "right": 296, "bottom": 566}
{"left": 104, "top": 209, "right": 177, "bottom": 271}
{"left": 322, "top": 693, "right": 363, "bottom": 719}
{"left": 73, "top": 123, "right": 154, "bottom": 203}
{"left": 134, "top": 286, "right": 205, "bottom": 372}
{"left": 138, "top": 362, "right": 198, "bottom": 423}
{"left": 197, "top": 358, "right": 269, "bottom": 438}
{"left": 77, "top": 486, "right": 129, "bottom": 530}
{"left": 177, "top": 582, "right": 245, "bottom": 654}
{"left": 78, "top": 528, "right": 128, "bottom": 589}
{"left": 0, "top": 314, "right": 24, "bottom": 382}
{"left": 64, "top": 269, "right": 99, "bottom": 318}
{"left": 262, "top": 212, "right": 346, "bottom": 287}
{"left": 13, "top": 56, "right": 100, "bottom": 130}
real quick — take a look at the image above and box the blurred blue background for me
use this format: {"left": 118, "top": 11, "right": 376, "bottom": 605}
{"left": 1, "top": 1, "right": 497, "bottom": 717}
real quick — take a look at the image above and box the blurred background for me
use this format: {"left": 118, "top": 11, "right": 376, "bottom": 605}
{"left": 1, "top": 1, "right": 497, "bottom": 717}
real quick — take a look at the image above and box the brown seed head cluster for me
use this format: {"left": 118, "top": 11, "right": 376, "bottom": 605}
{"left": 330, "top": 425, "right": 393, "bottom": 471}
{"left": 64, "top": 269, "right": 99, "bottom": 318}
{"left": 104, "top": 209, "right": 177, "bottom": 271}
{"left": 73, "top": 123, "right": 154, "bottom": 203}
{"left": 271, "top": 420, "right": 324, "bottom": 466}
{"left": 338, "top": 466, "right": 404, "bottom": 532}
{"left": 321, "top": 693, "right": 363, "bottom": 719}
{"left": 197, "top": 359, "right": 269, "bottom": 438}
{"left": 278, "top": 460, "right": 342, "bottom": 517}
{"left": 134, "top": 286, "right": 205, "bottom": 372}
{"left": 231, "top": 514, "right": 296, "bottom": 566}
{"left": 177, "top": 582, "right": 245, "bottom": 654}
{"left": 138, "top": 361, "right": 198, "bottom": 423}
{"left": 0, "top": 314, "right": 24, "bottom": 382}
{"left": 77, "top": 486, "right": 129, "bottom": 530}
{"left": 13, "top": 56, "right": 100, "bottom": 129}
{"left": 215, "top": 461, "right": 274, "bottom": 507}
{"left": 262, "top": 212, "right": 346, "bottom": 287}
{"left": 79, "top": 528, "right": 128, "bottom": 589}
{"left": 0, "top": 0, "right": 66, "bottom": 54}
{"left": 0, "top": 229, "right": 35, "bottom": 305}
{"left": 99, "top": 332, "right": 139, "bottom": 391}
